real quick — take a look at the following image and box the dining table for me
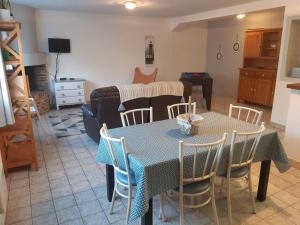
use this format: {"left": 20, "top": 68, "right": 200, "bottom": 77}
{"left": 96, "top": 112, "right": 290, "bottom": 225}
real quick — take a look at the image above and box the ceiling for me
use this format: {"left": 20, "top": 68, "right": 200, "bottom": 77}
{"left": 11, "top": 0, "right": 260, "bottom": 18}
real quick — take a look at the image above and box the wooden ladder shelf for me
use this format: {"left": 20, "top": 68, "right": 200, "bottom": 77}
{"left": 0, "top": 21, "right": 38, "bottom": 176}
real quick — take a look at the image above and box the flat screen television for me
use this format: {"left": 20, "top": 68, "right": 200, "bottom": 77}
{"left": 48, "top": 38, "right": 71, "bottom": 53}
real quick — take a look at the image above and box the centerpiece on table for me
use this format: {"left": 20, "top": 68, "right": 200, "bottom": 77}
{"left": 177, "top": 96, "right": 203, "bottom": 135}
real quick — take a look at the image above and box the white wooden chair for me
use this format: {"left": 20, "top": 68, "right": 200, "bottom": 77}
{"left": 120, "top": 107, "right": 153, "bottom": 127}
{"left": 166, "top": 133, "right": 227, "bottom": 225}
{"left": 219, "top": 123, "right": 265, "bottom": 225}
{"left": 167, "top": 102, "right": 196, "bottom": 119}
{"left": 229, "top": 104, "right": 263, "bottom": 125}
{"left": 100, "top": 123, "right": 135, "bottom": 224}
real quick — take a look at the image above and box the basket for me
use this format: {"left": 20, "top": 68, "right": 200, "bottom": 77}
{"left": 177, "top": 114, "right": 204, "bottom": 135}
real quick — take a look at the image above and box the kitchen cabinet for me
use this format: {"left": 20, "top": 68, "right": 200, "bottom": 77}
{"left": 238, "top": 69, "right": 276, "bottom": 106}
{"left": 244, "top": 31, "right": 262, "bottom": 58}
{"left": 238, "top": 28, "right": 282, "bottom": 107}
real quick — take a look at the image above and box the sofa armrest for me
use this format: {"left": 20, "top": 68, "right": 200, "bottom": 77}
{"left": 82, "top": 104, "right": 101, "bottom": 143}
{"left": 82, "top": 104, "right": 95, "bottom": 117}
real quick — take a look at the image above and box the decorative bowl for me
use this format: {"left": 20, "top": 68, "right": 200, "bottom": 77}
{"left": 176, "top": 114, "right": 204, "bottom": 135}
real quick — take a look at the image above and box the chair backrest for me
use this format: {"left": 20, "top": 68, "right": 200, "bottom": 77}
{"left": 229, "top": 104, "right": 263, "bottom": 125}
{"left": 167, "top": 102, "right": 196, "bottom": 119}
{"left": 228, "top": 123, "right": 265, "bottom": 174}
{"left": 179, "top": 133, "right": 227, "bottom": 184}
{"left": 100, "top": 124, "right": 131, "bottom": 183}
{"left": 132, "top": 67, "right": 157, "bottom": 84}
{"left": 120, "top": 107, "right": 153, "bottom": 127}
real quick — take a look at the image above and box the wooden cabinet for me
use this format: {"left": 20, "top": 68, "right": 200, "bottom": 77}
{"left": 244, "top": 32, "right": 262, "bottom": 58}
{"left": 244, "top": 29, "right": 282, "bottom": 59}
{"left": 238, "top": 69, "right": 276, "bottom": 106}
{"left": 238, "top": 70, "right": 256, "bottom": 102}
{"left": 238, "top": 28, "right": 282, "bottom": 107}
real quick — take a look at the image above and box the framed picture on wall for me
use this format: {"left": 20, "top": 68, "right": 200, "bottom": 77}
{"left": 145, "top": 36, "right": 155, "bottom": 65}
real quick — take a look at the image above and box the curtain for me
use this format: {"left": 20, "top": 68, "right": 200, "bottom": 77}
{"left": 0, "top": 52, "right": 14, "bottom": 128}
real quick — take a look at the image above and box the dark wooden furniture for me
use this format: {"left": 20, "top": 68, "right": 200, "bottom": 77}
{"left": 180, "top": 73, "right": 213, "bottom": 110}
{"left": 287, "top": 83, "right": 300, "bottom": 90}
{"left": 238, "top": 28, "right": 282, "bottom": 107}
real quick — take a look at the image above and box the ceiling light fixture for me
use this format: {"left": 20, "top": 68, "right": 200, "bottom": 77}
{"left": 123, "top": 1, "right": 138, "bottom": 10}
{"left": 237, "top": 14, "right": 246, "bottom": 19}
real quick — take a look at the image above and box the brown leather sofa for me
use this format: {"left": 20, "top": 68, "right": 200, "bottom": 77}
{"left": 81, "top": 82, "right": 192, "bottom": 143}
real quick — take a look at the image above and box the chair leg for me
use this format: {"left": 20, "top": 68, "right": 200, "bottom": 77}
{"left": 248, "top": 173, "right": 256, "bottom": 214}
{"left": 179, "top": 191, "right": 184, "bottom": 225}
{"left": 126, "top": 188, "right": 132, "bottom": 224}
{"left": 226, "top": 178, "right": 232, "bottom": 225}
{"left": 159, "top": 193, "right": 167, "bottom": 221}
{"left": 211, "top": 183, "right": 220, "bottom": 225}
{"left": 191, "top": 196, "right": 195, "bottom": 205}
{"left": 110, "top": 184, "right": 117, "bottom": 214}
{"left": 220, "top": 178, "right": 225, "bottom": 194}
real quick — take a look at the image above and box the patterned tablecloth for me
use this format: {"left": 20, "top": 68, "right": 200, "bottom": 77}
{"left": 96, "top": 112, "right": 290, "bottom": 223}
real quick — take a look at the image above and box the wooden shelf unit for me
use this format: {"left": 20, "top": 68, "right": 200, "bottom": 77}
{"left": 238, "top": 28, "right": 282, "bottom": 107}
{"left": 0, "top": 21, "right": 38, "bottom": 176}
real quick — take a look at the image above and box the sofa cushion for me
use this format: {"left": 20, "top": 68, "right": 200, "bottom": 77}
{"left": 150, "top": 95, "right": 182, "bottom": 121}
{"left": 90, "top": 86, "right": 120, "bottom": 116}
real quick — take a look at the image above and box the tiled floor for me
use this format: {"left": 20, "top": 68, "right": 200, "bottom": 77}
{"left": 5, "top": 96, "right": 300, "bottom": 225}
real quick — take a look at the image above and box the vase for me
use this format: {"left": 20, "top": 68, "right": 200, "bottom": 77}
{"left": 0, "top": 9, "right": 11, "bottom": 21}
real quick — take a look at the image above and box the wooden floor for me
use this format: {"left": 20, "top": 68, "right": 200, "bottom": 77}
{"left": 5, "top": 96, "right": 300, "bottom": 225}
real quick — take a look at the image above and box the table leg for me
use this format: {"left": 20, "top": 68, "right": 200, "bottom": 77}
{"left": 106, "top": 164, "right": 115, "bottom": 202}
{"left": 202, "top": 79, "right": 213, "bottom": 111}
{"left": 141, "top": 198, "right": 153, "bottom": 225}
{"left": 257, "top": 160, "right": 271, "bottom": 201}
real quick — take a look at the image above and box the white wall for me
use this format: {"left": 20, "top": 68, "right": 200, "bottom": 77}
{"left": 206, "top": 10, "right": 284, "bottom": 97}
{"left": 171, "top": 0, "right": 300, "bottom": 126}
{"left": 34, "top": 10, "right": 208, "bottom": 96}
{"left": 171, "top": 23, "right": 208, "bottom": 77}
{"left": 11, "top": 4, "right": 38, "bottom": 53}
{"left": 271, "top": 1, "right": 300, "bottom": 126}
{"left": 284, "top": 89, "right": 300, "bottom": 162}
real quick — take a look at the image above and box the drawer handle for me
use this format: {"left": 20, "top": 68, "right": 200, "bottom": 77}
{"left": 78, "top": 92, "right": 81, "bottom": 95}
{"left": 62, "top": 100, "right": 66, "bottom": 103}
{"left": 262, "top": 74, "right": 265, "bottom": 77}
{"left": 78, "top": 99, "right": 82, "bottom": 102}
{"left": 61, "top": 86, "right": 64, "bottom": 89}
{"left": 62, "top": 93, "right": 65, "bottom": 96}
{"left": 77, "top": 85, "right": 81, "bottom": 88}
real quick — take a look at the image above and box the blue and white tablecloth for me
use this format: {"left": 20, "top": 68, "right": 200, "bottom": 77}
{"left": 96, "top": 112, "right": 290, "bottom": 223}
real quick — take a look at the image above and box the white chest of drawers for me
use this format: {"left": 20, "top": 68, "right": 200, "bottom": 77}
{"left": 54, "top": 79, "right": 86, "bottom": 110}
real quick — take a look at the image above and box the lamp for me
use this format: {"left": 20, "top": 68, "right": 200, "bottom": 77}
{"left": 123, "top": 1, "right": 138, "bottom": 10}
{"left": 237, "top": 14, "right": 246, "bottom": 19}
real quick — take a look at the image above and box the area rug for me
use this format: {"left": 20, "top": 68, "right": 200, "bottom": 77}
{"left": 48, "top": 111, "right": 86, "bottom": 138}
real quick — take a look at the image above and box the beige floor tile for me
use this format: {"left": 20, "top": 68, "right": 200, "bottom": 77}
{"left": 31, "top": 190, "right": 52, "bottom": 205}
{"left": 273, "top": 191, "right": 299, "bottom": 206}
{"left": 6, "top": 206, "right": 31, "bottom": 225}
{"left": 5, "top": 100, "right": 297, "bottom": 225}
{"left": 264, "top": 211, "right": 296, "bottom": 225}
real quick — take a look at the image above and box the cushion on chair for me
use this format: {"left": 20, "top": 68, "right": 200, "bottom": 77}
{"left": 174, "top": 179, "right": 211, "bottom": 194}
{"left": 220, "top": 166, "right": 249, "bottom": 178}
{"left": 116, "top": 171, "right": 137, "bottom": 186}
